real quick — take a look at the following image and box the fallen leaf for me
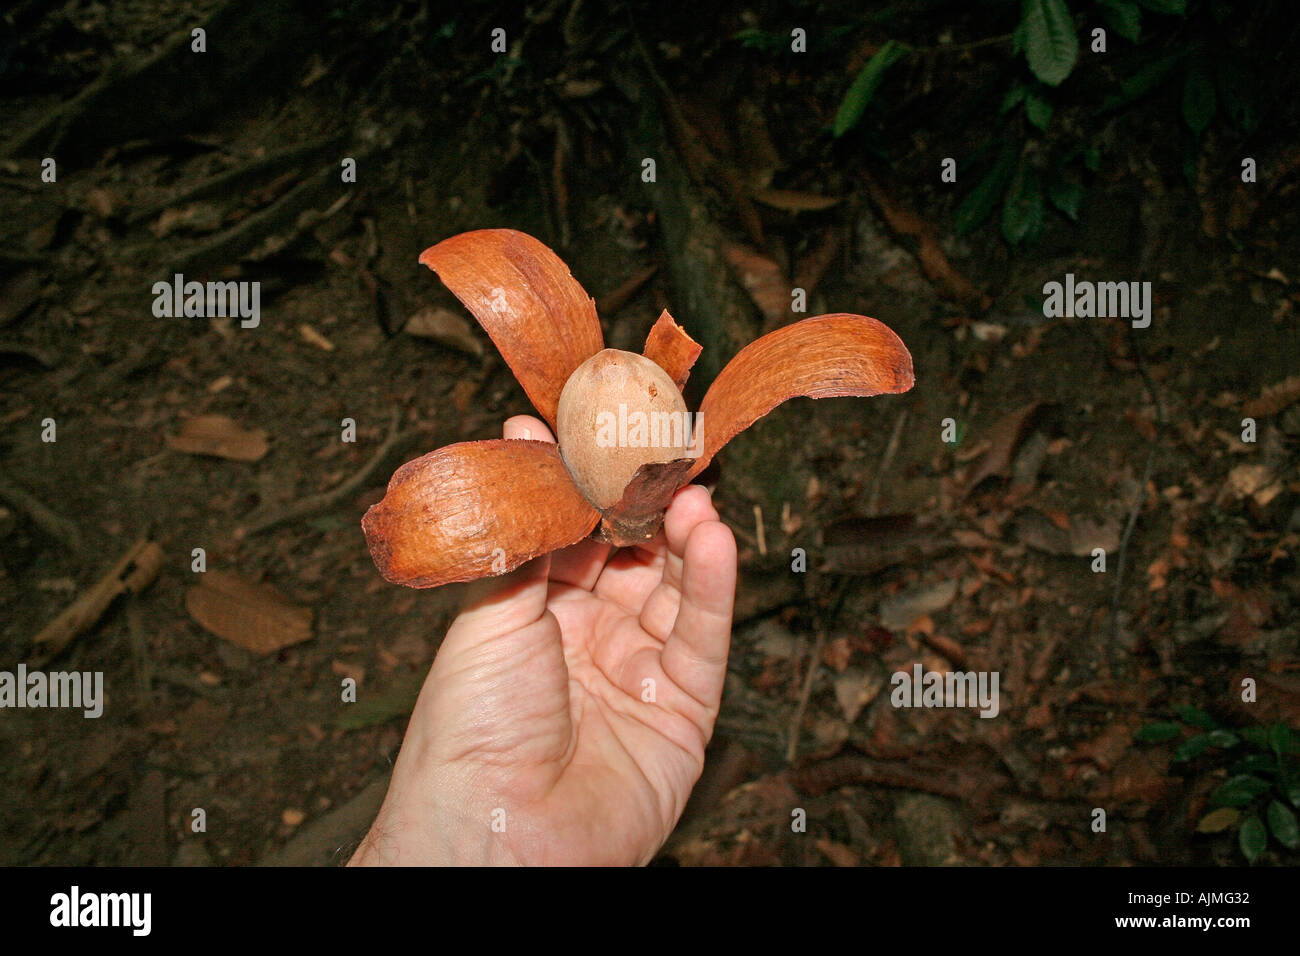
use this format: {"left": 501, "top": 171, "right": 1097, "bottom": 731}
{"left": 152, "top": 203, "right": 225, "bottom": 238}
{"left": 961, "top": 403, "right": 1046, "bottom": 495}
{"left": 595, "top": 264, "right": 658, "bottom": 315}
{"left": 185, "top": 570, "right": 313, "bottom": 655}
{"left": 1070, "top": 723, "right": 1131, "bottom": 772}
{"left": 833, "top": 670, "right": 883, "bottom": 723}
{"left": 167, "top": 415, "right": 269, "bottom": 462}
{"left": 879, "top": 579, "right": 958, "bottom": 631}
{"left": 1242, "top": 375, "right": 1300, "bottom": 417}
{"left": 750, "top": 188, "right": 841, "bottom": 212}
{"left": 282, "top": 808, "right": 306, "bottom": 827}
{"left": 822, "top": 636, "right": 853, "bottom": 673}
{"left": 1225, "top": 463, "right": 1283, "bottom": 507}
{"left": 793, "top": 228, "right": 843, "bottom": 298}
{"left": 722, "top": 242, "right": 788, "bottom": 327}
{"left": 403, "top": 307, "right": 484, "bottom": 357}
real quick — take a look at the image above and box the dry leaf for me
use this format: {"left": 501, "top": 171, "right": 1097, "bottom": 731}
{"left": 1225, "top": 463, "right": 1283, "bottom": 506}
{"left": 961, "top": 403, "right": 1046, "bottom": 495}
{"left": 167, "top": 415, "right": 269, "bottom": 462}
{"left": 822, "top": 636, "right": 853, "bottom": 673}
{"left": 403, "top": 307, "right": 484, "bottom": 357}
{"left": 595, "top": 265, "right": 658, "bottom": 316}
{"left": 793, "top": 227, "right": 843, "bottom": 299}
{"left": 722, "top": 242, "right": 789, "bottom": 327}
{"left": 1242, "top": 375, "right": 1300, "bottom": 417}
{"left": 152, "top": 203, "right": 225, "bottom": 238}
{"left": 185, "top": 570, "right": 313, "bottom": 655}
{"left": 878, "top": 579, "right": 958, "bottom": 631}
{"left": 833, "top": 671, "right": 882, "bottom": 723}
{"left": 750, "top": 188, "right": 841, "bottom": 212}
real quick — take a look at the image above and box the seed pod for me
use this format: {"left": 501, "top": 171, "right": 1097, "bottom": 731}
{"left": 556, "top": 349, "right": 693, "bottom": 511}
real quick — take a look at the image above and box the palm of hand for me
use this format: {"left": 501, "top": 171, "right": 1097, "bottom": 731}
{"left": 356, "top": 416, "right": 736, "bottom": 866}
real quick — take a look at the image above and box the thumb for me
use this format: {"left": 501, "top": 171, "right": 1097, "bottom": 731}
{"left": 452, "top": 414, "right": 558, "bottom": 632}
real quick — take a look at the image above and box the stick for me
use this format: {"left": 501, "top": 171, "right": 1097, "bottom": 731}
{"left": 0, "top": 473, "right": 83, "bottom": 553}
{"left": 1110, "top": 328, "right": 1166, "bottom": 650}
{"left": 786, "top": 632, "right": 826, "bottom": 763}
{"left": 866, "top": 408, "right": 908, "bottom": 515}
{"left": 31, "top": 539, "right": 164, "bottom": 663}
{"left": 238, "top": 410, "right": 405, "bottom": 536}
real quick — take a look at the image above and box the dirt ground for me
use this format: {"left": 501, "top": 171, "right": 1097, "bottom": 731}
{"left": 1, "top": 1, "right": 1297, "bottom": 866}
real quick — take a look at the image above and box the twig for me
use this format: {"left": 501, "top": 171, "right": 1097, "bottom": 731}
{"left": 1110, "top": 328, "right": 1167, "bottom": 650}
{"left": 786, "top": 632, "right": 826, "bottom": 763}
{"left": 238, "top": 410, "right": 405, "bottom": 536}
{"left": 0, "top": 473, "right": 83, "bottom": 553}
{"left": 753, "top": 505, "right": 767, "bottom": 556}
{"left": 866, "top": 408, "right": 908, "bottom": 514}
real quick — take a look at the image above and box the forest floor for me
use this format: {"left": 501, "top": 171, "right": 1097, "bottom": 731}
{"left": 1, "top": 1, "right": 1297, "bottom": 866}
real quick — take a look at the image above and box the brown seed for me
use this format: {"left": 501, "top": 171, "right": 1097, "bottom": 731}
{"left": 556, "top": 349, "right": 693, "bottom": 510}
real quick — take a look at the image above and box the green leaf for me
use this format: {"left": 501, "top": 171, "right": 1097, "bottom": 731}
{"left": 1102, "top": 51, "right": 1184, "bottom": 112}
{"left": 1269, "top": 724, "right": 1294, "bottom": 756}
{"left": 1138, "top": 0, "right": 1186, "bottom": 14}
{"left": 1083, "top": 144, "right": 1101, "bottom": 172}
{"left": 955, "top": 148, "right": 1017, "bottom": 234}
{"left": 1048, "top": 178, "right": 1084, "bottom": 219}
{"left": 1098, "top": 0, "right": 1141, "bottom": 42}
{"left": 1267, "top": 800, "right": 1300, "bottom": 849}
{"left": 1196, "top": 806, "right": 1240, "bottom": 833}
{"left": 1239, "top": 814, "right": 1267, "bottom": 862}
{"left": 1210, "top": 774, "right": 1272, "bottom": 808}
{"left": 833, "top": 40, "right": 908, "bottom": 138}
{"left": 1175, "top": 705, "right": 1219, "bottom": 730}
{"left": 1280, "top": 760, "right": 1300, "bottom": 807}
{"left": 1001, "top": 163, "right": 1045, "bottom": 245}
{"left": 1232, "top": 754, "right": 1277, "bottom": 776}
{"left": 1182, "top": 58, "right": 1217, "bottom": 134}
{"left": 1207, "top": 729, "right": 1240, "bottom": 749}
{"left": 1022, "top": 0, "right": 1079, "bottom": 86}
{"left": 1136, "top": 721, "right": 1183, "bottom": 743}
{"left": 1174, "top": 734, "right": 1213, "bottom": 762}
{"left": 1001, "top": 84, "right": 1028, "bottom": 114}
{"left": 1026, "top": 90, "right": 1053, "bottom": 129}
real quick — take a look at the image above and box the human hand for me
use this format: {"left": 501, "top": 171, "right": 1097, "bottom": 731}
{"left": 349, "top": 414, "right": 737, "bottom": 865}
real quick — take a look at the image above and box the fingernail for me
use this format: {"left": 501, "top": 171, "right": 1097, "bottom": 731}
{"left": 523, "top": 427, "right": 532, "bottom": 440}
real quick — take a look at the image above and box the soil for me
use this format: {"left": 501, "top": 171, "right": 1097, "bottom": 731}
{"left": 1, "top": 0, "right": 1297, "bottom": 867}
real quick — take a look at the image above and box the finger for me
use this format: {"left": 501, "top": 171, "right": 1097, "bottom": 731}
{"left": 504, "top": 414, "right": 616, "bottom": 588}
{"left": 637, "top": 484, "right": 719, "bottom": 640}
{"left": 503, "top": 414, "right": 554, "bottom": 443}
{"left": 446, "top": 412, "right": 562, "bottom": 632}
{"left": 660, "top": 519, "right": 736, "bottom": 711}
{"left": 455, "top": 551, "right": 552, "bottom": 635}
